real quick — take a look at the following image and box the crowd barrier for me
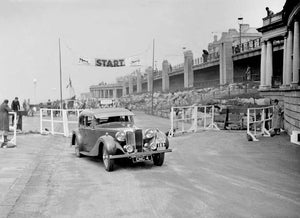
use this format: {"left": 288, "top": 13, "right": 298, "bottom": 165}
{"left": 40, "top": 109, "right": 82, "bottom": 137}
{"left": 197, "top": 105, "right": 220, "bottom": 130}
{"left": 0, "top": 112, "right": 17, "bottom": 146}
{"left": 247, "top": 106, "right": 274, "bottom": 141}
{"left": 169, "top": 105, "right": 219, "bottom": 137}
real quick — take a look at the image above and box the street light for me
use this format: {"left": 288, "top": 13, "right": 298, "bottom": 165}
{"left": 33, "top": 78, "right": 37, "bottom": 104}
{"left": 238, "top": 17, "right": 244, "bottom": 50}
{"left": 151, "top": 39, "right": 155, "bottom": 115}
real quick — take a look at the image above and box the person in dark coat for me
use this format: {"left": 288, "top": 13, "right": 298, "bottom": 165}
{"left": 11, "top": 97, "right": 20, "bottom": 124}
{"left": 0, "top": 99, "right": 12, "bottom": 148}
{"left": 272, "top": 99, "right": 283, "bottom": 135}
{"left": 202, "top": 50, "right": 209, "bottom": 62}
{"left": 265, "top": 7, "right": 274, "bottom": 17}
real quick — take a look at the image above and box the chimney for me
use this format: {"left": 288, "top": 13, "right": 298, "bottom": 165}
{"left": 213, "top": 35, "right": 218, "bottom": 42}
{"left": 241, "top": 24, "right": 249, "bottom": 33}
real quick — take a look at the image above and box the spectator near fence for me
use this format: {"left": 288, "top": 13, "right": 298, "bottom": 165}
{"left": 0, "top": 100, "right": 12, "bottom": 148}
{"left": 11, "top": 97, "right": 20, "bottom": 124}
{"left": 272, "top": 99, "right": 283, "bottom": 135}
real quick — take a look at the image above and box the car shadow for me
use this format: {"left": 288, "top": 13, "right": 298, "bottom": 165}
{"left": 74, "top": 153, "right": 155, "bottom": 171}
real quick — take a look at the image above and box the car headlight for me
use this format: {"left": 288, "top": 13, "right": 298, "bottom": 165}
{"left": 145, "top": 129, "right": 155, "bottom": 139}
{"left": 150, "top": 142, "right": 157, "bottom": 150}
{"left": 124, "top": 144, "right": 134, "bottom": 153}
{"left": 115, "top": 131, "right": 126, "bottom": 141}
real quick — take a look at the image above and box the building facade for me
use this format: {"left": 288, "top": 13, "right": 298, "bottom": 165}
{"left": 258, "top": 0, "right": 300, "bottom": 134}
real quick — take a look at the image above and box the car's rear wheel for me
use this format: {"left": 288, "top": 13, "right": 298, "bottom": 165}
{"left": 152, "top": 153, "right": 165, "bottom": 166}
{"left": 102, "top": 146, "right": 114, "bottom": 172}
{"left": 74, "top": 139, "right": 82, "bottom": 158}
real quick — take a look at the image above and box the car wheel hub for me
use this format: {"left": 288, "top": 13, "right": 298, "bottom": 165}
{"left": 103, "top": 151, "right": 109, "bottom": 166}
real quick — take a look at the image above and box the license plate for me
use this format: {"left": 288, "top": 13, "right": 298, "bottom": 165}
{"left": 136, "top": 156, "right": 145, "bottom": 162}
{"left": 157, "top": 142, "right": 165, "bottom": 147}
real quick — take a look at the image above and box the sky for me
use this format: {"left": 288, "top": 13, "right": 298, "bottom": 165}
{"left": 0, "top": 0, "right": 286, "bottom": 103}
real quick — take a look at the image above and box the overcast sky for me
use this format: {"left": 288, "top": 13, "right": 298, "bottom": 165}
{"left": 0, "top": 0, "right": 285, "bottom": 103}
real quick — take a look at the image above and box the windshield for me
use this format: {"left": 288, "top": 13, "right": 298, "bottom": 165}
{"left": 95, "top": 115, "right": 134, "bottom": 125}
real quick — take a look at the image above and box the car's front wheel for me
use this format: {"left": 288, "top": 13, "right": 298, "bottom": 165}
{"left": 74, "top": 139, "right": 82, "bottom": 158}
{"left": 152, "top": 153, "right": 165, "bottom": 166}
{"left": 102, "top": 146, "right": 114, "bottom": 172}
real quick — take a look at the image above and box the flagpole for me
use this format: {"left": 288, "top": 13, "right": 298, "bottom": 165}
{"left": 58, "top": 38, "right": 63, "bottom": 111}
{"left": 151, "top": 38, "right": 155, "bottom": 115}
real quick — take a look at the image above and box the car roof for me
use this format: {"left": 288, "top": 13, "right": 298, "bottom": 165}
{"left": 79, "top": 108, "right": 135, "bottom": 119}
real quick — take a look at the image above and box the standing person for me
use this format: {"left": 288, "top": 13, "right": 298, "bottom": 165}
{"left": 47, "top": 99, "right": 52, "bottom": 116}
{"left": 245, "top": 65, "right": 251, "bottom": 81}
{"left": 11, "top": 97, "right": 20, "bottom": 124}
{"left": 265, "top": 7, "right": 274, "bottom": 17}
{"left": 272, "top": 99, "right": 283, "bottom": 135}
{"left": 0, "top": 100, "right": 12, "bottom": 148}
{"left": 202, "top": 50, "right": 209, "bottom": 63}
{"left": 22, "top": 100, "right": 27, "bottom": 112}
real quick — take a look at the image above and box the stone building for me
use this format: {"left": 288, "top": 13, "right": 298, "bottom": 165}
{"left": 208, "top": 25, "right": 262, "bottom": 53}
{"left": 257, "top": 0, "right": 300, "bottom": 133}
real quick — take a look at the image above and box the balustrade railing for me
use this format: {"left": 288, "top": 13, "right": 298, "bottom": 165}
{"left": 172, "top": 51, "right": 220, "bottom": 70}
{"left": 153, "top": 70, "right": 162, "bottom": 78}
{"left": 193, "top": 51, "right": 219, "bottom": 66}
{"left": 232, "top": 38, "right": 261, "bottom": 54}
{"left": 234, "top": 74, "right": 260, "bottom": 83}
{"left": 263, "top": 11, "right": 283, "bottom": 26}
{"left": 193, "top": 52, "right": 220, "bottom": 65}
{"left": 172, "top": 63, "right": 184, "bottom": 71}
{"left": 273, "top": 39, "right": 284, "bottom": 46}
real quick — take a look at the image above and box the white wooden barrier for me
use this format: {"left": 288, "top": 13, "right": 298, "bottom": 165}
{"left": 169, "top": 105, "right": 219, "bottom": 137}
{"left": 247, "top": 106, "right": 274, "bottom": 141}
{"left": 197, "top": 105, "right": 220, "bottom": 130}
{"left": 169, "top": 106, "right": 197, "bottom": 137}
{"left": 40, "top": 109, "right": 82, "bottom": 137}
{"left": 0, "top": 112, "right": 17, "bottom": 146}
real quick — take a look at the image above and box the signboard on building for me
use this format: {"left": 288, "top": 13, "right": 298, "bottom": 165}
{"left": 100, "top": 99, "right": 113, "bottom": 105}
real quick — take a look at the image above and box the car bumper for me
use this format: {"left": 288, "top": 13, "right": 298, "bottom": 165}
{"left": 109, "top": 149, "right": 172, "bottom": 159}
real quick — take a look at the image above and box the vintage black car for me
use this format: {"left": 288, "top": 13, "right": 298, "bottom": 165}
{"left": 71, "top": 108, "right": 172, "bottom": 171}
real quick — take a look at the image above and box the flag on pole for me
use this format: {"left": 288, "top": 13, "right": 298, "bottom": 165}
{"left": 125, "top": 56, "right": 142, "bottom": 67}
{"left": 78, "top": 57, "right": 93, "bottom": 65}
{"left": 66, "top": 77, "right": 76, "bottom": 99}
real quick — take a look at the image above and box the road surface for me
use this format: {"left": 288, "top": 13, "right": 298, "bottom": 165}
{"left": 0, "top": 111, "right": 300, "bottom": 217}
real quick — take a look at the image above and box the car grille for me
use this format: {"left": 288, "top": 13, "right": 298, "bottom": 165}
{"left": 126, "top": 130, "right": 143, "bottom": 152}
{"left": 126, "top": 131, "right": 135, "bottom": 145}
{"left": 135, "top": 129, "right": 143, "bottom": 152}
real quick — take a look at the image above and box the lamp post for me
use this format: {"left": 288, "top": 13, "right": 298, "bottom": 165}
{"left": 33, "top": 78, "right": 37, "bottom": 104}
{"left": 58, "top": 38, "right": 63, "bottom": 111}
{"left": 238, "top": 17, "right": 243, "bottom": 50}
{"left": 151, "top": 39, "right": 155, "bottom": 115}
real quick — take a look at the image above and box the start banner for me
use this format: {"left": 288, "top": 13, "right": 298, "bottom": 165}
{"left": 78, "top": 57, "right": 141, "bottom": 67}
{"left": 95, "top": 58, "right": 125, "bottom": 67}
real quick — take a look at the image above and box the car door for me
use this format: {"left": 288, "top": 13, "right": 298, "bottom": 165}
{"left": 78, "top": 115, "right": 89, "bottom": 151}
{"left": 85, "top": 115, "right": 99, "bottom": 152}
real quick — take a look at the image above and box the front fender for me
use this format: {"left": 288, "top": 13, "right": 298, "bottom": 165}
{"left": 71, "top": 130, "right": 83, "bottom": 146}
{"left": 89, "top": 135, "right": 117, "bottom": 156}
{"left": 155, "top": 129, "right": 169, "bottom": 149}
{"left": 100, "top": 135, "right": 117, "bottom": 154}
{"left": 165, "top": 136, "right": 169, "bottom": 149}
